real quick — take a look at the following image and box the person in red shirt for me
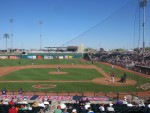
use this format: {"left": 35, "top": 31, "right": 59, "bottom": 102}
{"left": 8, "top": 105, "right": 17, "bottom": 113}
{"left": 9, "top": 99, "right": 14, "bottom": 106}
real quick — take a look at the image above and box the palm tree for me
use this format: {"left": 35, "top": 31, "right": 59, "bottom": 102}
{"left": 3, "top": 33, "right": 10, "bottom": 52}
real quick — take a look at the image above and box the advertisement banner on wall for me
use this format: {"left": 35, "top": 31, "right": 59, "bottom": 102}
{"left": 9, "top": 56, "right": 19, "bottom": 59}
{"left": 37, "top": 55, "right": 43, "bottom": 59}
{"left": 44, "top": 56, "right": 53, "bottom": 59}
{"left": 64, "top": 55, "right": 68, "bottom": 59}
{"left": 27, "top": 56, "right": 36, "bottom": 59}
{"left": 59, "top": 56, "right": 64, "bottom": 59}
{"left": 68, "top": 56, "right": 73, "bottom": 59}
{"left": 0, "top": 56, "right": 8, "bottom": 59}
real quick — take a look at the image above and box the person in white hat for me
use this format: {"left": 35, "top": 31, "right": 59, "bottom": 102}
{"left": 60, "top": 102, "right": 66, "bottom": 109}
{"left": 72, "top": 109, "right": 77, "bottom": 113}
{"left": 43, "top": 99, "right": 49, "bottom": 105}
{"left": 107, "top": 103, "right": 115, "bottom": 112}
{"left": 123, "top": 96, "right": 128, "bottom": 105}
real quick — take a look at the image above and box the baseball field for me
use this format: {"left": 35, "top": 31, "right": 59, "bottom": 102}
{"left": 0, "top": 59, "right": 149, "bottom": 94}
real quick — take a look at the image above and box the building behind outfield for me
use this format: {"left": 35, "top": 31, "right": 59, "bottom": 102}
{"left": 0, "top": 45, "right": 85, "bottom": 59}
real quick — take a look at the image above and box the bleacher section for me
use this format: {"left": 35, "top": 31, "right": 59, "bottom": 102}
{"left": 0, "top": 94, "right": 149, "bottom": 113}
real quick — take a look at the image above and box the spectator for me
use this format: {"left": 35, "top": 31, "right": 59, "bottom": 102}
{"left": 62, "top": 108, "right": 68, "bottom": 113}
{"left": 85, "top": 98, "right": 90, "bottom": 103}
{"left": 107, "top": 103, "right": 115, "bottom": 112}
{"left": 27, "top": 104, "right": 32, "bottom": 110}
{"left": 54, "top": 105, "right": 62, "bottom": 113}
{"left": 3, "top": 99, "right": 9, "bottom": 105}
{"left": 123, "top": 97, "right": 128, "bottom": 105}
{"left": 2, "top": 88, "right": 7, "bottom": 95}
{"left": 99, "top": 103, "right": 105, "bottom": 112}
{"left": 85, "top": 102, "right": 90, "bottom": 110}
{"left": 79, "top": 99, "right": 85, "bottom": 106}
{"left": 39, "top": 101, "right": 45, "bottom": 108}
{"left": 19, "top": 105, "right": 26, "bottom": 110}
{"left": 148, "top": 103, "right": 150, "bottom": 108}
{"left": 9, "top": 99, "right": 14, "bottom": 106}
{"left": 8, "top": 105, "right": 17, "bottom": 113}
{"left": 139, "top": 101, "right": 145, "bottom": 107}
{"left": 15, "top": 105, "right": 19, "bottom": 112}
{"left": 32, "top": 101, "right": 39, "bottom": 107}
{"left": 18, "top": 88, "right": 23, "bottom": 95}
{"left": 60, "top": 102, "right": 66, "bottom": 109}
{"left": 43, "top": 99, "right": 49, "bottom": 105}
{"left": 87, "top": 107, "right": 94, "bottom": 113}
{"left": 72, "top": 109, "right": 77, "bottom": 113}
{"left": 22, "top": 98, "right": 28, "bottom": 104}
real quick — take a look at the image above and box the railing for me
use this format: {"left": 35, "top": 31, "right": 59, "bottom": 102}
{"left": 2, "top": 91, "right": 150, "bottom": 101}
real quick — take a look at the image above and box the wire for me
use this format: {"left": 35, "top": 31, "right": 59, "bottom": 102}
{"left": 60, "top": 0, "right": 134, "bottom": 47}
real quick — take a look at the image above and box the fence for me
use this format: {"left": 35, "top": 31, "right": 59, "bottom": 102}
{"left": 2, "top": 91, "right": 150, "bottom": 101}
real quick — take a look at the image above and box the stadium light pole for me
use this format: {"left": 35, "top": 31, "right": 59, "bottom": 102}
{"left": 3, "top": 33, "right": 10, "bottom": 52}
{"left": 0, "top": 38, "right": 1, "bottom": 48}
{"left": 138, "top": 4, "right": 141, "bottom": 50}
{"left": 9, "top": 18, "right": 14, "bottom": 52}
{"left": 140, "top": 0, "right": 147, "bottom": 52}
{"left": 39, "top": 20, "right": 43, "bottom": 50}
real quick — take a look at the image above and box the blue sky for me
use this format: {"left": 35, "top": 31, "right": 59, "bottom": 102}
{"left": 0, "top": 0, "right": 149, "bottom": 50}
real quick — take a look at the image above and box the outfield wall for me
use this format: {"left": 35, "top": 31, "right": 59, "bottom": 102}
{"left": 0, "top": 53, "right": 84, "bottom": 59}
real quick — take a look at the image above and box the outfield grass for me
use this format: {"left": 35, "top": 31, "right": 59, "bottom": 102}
{"left": 0, "top": 59, "right": 90, "bottom": 67}
{"left": 0, "top": 68, "right": 103, "bottom": 80}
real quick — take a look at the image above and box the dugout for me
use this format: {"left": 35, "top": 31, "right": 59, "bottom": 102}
{"left": 135, "top": 65, "right": 150, "bottom": 75}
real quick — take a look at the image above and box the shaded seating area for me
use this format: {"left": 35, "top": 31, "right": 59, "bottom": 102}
{"left": 0, "top": 105, "right": 9, "bottom": 113}
{"left": 0, "top": 102, "right": 150, "bottom": 113}
{"left": 0, "top": 104, "right": 45, "bottom": 113}
{"left": 60, "top": 103, "right": 150, "bottom": 113}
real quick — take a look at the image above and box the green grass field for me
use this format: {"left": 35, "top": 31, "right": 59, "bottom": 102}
{"left": 0, "top": 68, "right": 103, "bottom": 80}
{"left": 0, "top": 59, "right": 89, "bottom": 67}
{"left": 0, "top": 59, "right": 149, "bottom": 93}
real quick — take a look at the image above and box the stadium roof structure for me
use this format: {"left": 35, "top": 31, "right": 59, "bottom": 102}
{"left": 45, "top": 46, "right": 78, "bottom": 52}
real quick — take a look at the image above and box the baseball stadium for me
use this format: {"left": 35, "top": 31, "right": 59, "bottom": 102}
{"left": 0, "top": 45, "right": 150, "bottom": 113}
{"left": 0, "top": 0, "right": 150, "bottom": 113}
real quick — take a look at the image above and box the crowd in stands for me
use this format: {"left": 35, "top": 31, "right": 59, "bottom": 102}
{"left": 0, "top": 95, "right": 50, "bottom": 113}
{"left": 44, "top": 96, "right": 150, "bottom": 113}
{"left": 92, "top": 50, "right": 150, "bottom": 75}
{"left": 0, "top": 89, "right": 150, "bottom": 113}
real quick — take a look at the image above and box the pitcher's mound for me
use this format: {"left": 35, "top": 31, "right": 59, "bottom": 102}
{"left": 49, "top": 72, "right": 68, "bottom": 74}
